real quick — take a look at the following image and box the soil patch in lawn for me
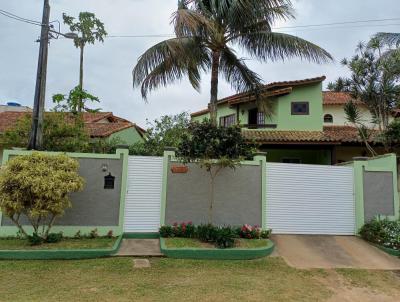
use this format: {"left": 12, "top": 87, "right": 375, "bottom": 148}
{"left": 0, "top": 238, "right": 117, "bottom": 250}
{"left": 164, "top": 238, "right": 270, "bottom": 249}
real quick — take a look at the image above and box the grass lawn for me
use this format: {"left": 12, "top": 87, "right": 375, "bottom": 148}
{"left": 0, "top": 257, "right": 399, "bottom": 302}
{"left": 164, "top": 237, "right": 270, "bottom": 249}
{"left": 0, "top": 238, "right": 116, "bottom": 250}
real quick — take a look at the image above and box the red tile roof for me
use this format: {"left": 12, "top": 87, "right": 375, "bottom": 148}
{"left": 0, "top": 112, "right": 145, "bottom": 138}
{"left": 323, "top": 91, "right": 358, "bottom": 105}
{"left": 242, "top": 126, "right": 380, "bottom": 144}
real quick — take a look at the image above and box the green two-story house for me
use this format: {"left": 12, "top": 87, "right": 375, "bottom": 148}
{"left": 191, "top": 76, "right": 384, "bottom": 165}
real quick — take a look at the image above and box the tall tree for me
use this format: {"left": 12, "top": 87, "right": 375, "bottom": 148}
{"left": 63, "top": 12, "right": 107, "bottom": 112}
{"left": 328, "top": 38, "right": 400, "bottom": 132}
{"left": 132, "top": 0, "right": 332, "bottom": 125}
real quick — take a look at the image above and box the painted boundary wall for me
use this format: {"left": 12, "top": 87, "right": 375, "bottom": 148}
{"left": 0, "top": 149, "right": 129, "bottom": 237}
{"left": 160, "top": 151, "right": 267, "bottom": 228}
{"left": 340, "top": 154, "right": 400, "bottom": 232}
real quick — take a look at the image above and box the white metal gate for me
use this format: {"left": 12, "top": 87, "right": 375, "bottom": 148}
{"left": 266, "top": 163, "right": 355, "bottom": 235}
{"left": 123, "top": 156, "right": 163, "bottom": 233}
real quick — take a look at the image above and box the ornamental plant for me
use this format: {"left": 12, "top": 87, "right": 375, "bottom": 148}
{"left": 359, "top": 218, "right": 400, "bottom": 250}
{"left": 0, "top": 153, "right": 85, "bottom": 240}
{"left": 239, "top": 224, "right": 271, "bottom": 239}
{"left": 178, "top": 121, "right": 255, "bottom": 224}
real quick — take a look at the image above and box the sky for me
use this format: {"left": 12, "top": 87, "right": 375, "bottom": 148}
{"left": 1, "top": 0, "right": 400, "bottom": 127}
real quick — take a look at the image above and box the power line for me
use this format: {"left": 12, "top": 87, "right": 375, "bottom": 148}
{"left": 0, "top": 9, "right": 43, "bottom": 26}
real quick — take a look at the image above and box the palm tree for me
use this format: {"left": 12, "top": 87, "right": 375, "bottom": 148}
{"left": 133, "top": 0, "right": 333, "bottom": 125}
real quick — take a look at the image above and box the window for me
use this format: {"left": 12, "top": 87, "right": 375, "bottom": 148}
{"left": 324, "top": 114, "right": 333, "bottom": 123}
{"left": 282, "top": 158, "right": 302, "bottom": 164}
{"left": 248, "top": 108, "right": 265, "bottom": 126}
{"left": 291, "top": 102, "right": 309, "bottom": 115}
{"left": 219, "top": 114, "right": 236, "bottom": 127}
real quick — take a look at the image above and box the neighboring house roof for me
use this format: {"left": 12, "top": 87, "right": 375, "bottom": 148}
{"left": 191, "top": 76, "right": 326, "bottom": 117}
{"left": 242, "top": 126, "right": 380, "bottom": 145}
{"left": 322, "top": 91, "right": 359, "bottom": 105}
{"left": 0, "top": 111, "right": 146, "bottom": 138}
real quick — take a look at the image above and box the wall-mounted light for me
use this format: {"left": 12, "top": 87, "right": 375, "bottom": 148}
{"left": 101, "top": 163, "right": 108, "bottom": 172}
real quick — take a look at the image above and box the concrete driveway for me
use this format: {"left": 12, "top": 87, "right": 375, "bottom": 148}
{"left": 272, "top": 235, "right": 400, "bottom": 269}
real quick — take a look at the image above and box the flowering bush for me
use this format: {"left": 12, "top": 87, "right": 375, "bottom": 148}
{"left": 360, "top": 218, "right": 400, "bottom": 250}
{"left": 159, "top": 223, "right": 271, "bottom": 249}
{"left": 238, "top": 225, "right": 271, "bottom": 239}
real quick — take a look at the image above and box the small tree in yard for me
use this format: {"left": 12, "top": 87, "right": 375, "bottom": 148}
{"left": 178, "top": 121, "right": 254, "bottom": 224}
{"left": 0, "top": 153, "right": 85, "bottom": 240}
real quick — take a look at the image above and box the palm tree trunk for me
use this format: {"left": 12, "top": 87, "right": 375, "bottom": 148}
{"left": 209, "top": 51, "right": 221, "bottom": 126}
{"left": 78, "top": 42, "right": 84, "bottom": 113}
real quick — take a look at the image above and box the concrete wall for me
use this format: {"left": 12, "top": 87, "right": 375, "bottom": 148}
{"left": 165, "top": 161, "right": 263, "bottom": 226}
{"left": 1, "top": 157, "right": 123, "bottom": 227}
{"left": 363, "top": 171, "right": 395, "bottom": 221}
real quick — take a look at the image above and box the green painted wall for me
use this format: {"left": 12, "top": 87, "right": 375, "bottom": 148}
{"left": 109, "top": 127, "right": 144, "bottom": 144}
{"left": 340, "top": 154, "right": 400, "bottom": 233}
{"left": 264, "top": 148, "right": 331, "bottom": 165}
{"left": 192, "top": 82, "right": 323, "bottom": 131}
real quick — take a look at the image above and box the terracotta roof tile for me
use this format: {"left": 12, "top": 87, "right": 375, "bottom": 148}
{"left": 243, "top": 126, "right": 380, "bottom": 144}
{"left": 323, "top": 91, "right": 359, "bottom": 105}
{"left": 0, "top": 111, "right": 144, "bottom": 138}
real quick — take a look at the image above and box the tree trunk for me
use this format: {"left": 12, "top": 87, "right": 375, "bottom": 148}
{"left": 209, "top": 174, "right": 214, "bottom": 224}
{"left": 78, "top": 42, "right": 84, "bottom": 112}
{"left": 209, "top": 51, "right": 221, "bottom": 126}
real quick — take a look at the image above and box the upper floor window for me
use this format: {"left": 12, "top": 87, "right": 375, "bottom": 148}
{"left": 219, "top": 114, "right": 236, "bottom": 127}
{"left": 291, "top": 102, "right": 309, "bottom": 115}
{"left": 248, "top": 108, "right": 265, "bottom": 126}
{"left": 324, "top": 114, "right": 333, "bottom": 123}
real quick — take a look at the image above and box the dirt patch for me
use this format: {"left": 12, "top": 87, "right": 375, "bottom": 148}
{"left": 316, "top": 270, "right": 400, "bottom": 302}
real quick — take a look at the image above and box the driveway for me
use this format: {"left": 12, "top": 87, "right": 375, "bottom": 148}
{"left": 272, "top": 235, "right": 400, "bottom": 269}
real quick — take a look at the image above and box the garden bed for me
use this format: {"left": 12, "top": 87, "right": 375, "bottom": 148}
{"left": 160, "top": 237, "right": 274, "bottom": 260}
{"left": 0, "top": 236, "right": 122, "bottom": 260}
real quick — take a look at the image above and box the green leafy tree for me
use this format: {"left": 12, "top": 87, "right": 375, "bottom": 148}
{"left": 0, "top": 113, "right": 90, "bottom": 152}
{"left": 0, "top": 153, "right": 85, "bottom": 239}
{"left": 63, "top": 12, "right": 107, "bottom": 112}
{"left": 178, "top": 121, "right": 254, "bottom": 223}
{"left": 328, "top": 38, "right": 400, "bottom": 132}
{"left": 344, "top": 101, "right": 377, "bottom": 157}
{"left": 129, "top": 112, "right": 190, "bottom": 156}
{"left": 52, "top": 86, "right": 101, "bottom": 113}
{"left": 382, "top": 119, "right": 400, "bottom": 150}
{"left": 132, "top": 0, "right": 332, "bottom": 125}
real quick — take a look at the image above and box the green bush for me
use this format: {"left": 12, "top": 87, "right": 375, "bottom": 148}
{"left": 45, "top": 233, "right": 63, "bottom": 243}
{"left": 197, "top": 224, "right": 218, "bottom": 242}
{"left": 28, "top": 233, "right": 44, "bottom": 246}
{"left": 214, "top": 226, "right": 236, "bottom": 248}
{"left": 159, "top": 225, "right": 174, "bottom": 238}
{"left": 89, "top": 228, "right": 99, "bottom": 239}
{"left": 360, "top": 218, "right": 400, "bottom": 250}
{"left": 238, "top": 224, "right": 272, "bottom": 239}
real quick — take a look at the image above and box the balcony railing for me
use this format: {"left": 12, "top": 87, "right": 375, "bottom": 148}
{"left": 241, "top": 124, "right": 278, "bottom": 129}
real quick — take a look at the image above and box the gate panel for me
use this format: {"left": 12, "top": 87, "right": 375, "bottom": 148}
{"left": 124, "top": 156, "right": 163, "bottom": 233}
{"left": 266, "top": 163, "right": 355, "bottom": 235}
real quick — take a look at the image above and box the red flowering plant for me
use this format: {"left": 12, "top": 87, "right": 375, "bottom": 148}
{"left": 239, "top": 224, "right": 271, "bottom": 239}
{"left": 171, "top": 221, "right": 195, "bottom": 238}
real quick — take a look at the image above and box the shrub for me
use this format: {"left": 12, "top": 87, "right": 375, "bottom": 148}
{"left": 159, "top": 225, "right": 174, "bottom": 238}
{"left": 238, "top": 224, "right": 271, "bottom": 239}
{"left": 74, "top": 230, "right": 82, "bottom": 239}
{"left": 46, "top": 232, "right": 63, "bottom": 243}
{"left": 106, "top": 230, "right": 114, "bottom": 238}
{"left": 214, "top": 226, "right": 236, "bottom": 249}
{"left": 360, "top": 218, "right": 400, "bottom": 250}
{"left": 89, "top": 228, "right": 99, "bottom": 239}
{"left": 0, "top": 153, "right": 85, "bottom": 241}
{"left": 28, "top": 233, "right": 44, "bottom": 246}
{"left": 197, "top": 224, "right": 218, "bottom": 242}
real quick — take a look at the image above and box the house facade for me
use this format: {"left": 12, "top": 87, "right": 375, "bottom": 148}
{"left": 191, "top": 76, "right": 386, "bottom": 165}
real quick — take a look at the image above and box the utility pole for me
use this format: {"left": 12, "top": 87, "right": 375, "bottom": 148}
{"left": 28, "top": 0, "right": 50, "bottom": 150}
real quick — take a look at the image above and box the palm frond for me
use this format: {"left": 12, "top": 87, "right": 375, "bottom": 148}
{"left": 219, "top": 47, "right": 263, "bottom": 93}
{"left": 234, "top": 31, "right": 333, "bottom": 63}
{"left": 172, "top": 7, "right": 212, "bottom": 37}
{"left": 344, "top": 101, "right": 362, "bottom": 124}
{"left": 132, "top": 37, "right": 210, "bottom": 99}
{"left": 374, "top": 32, "right": 400, "bottom": 47}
